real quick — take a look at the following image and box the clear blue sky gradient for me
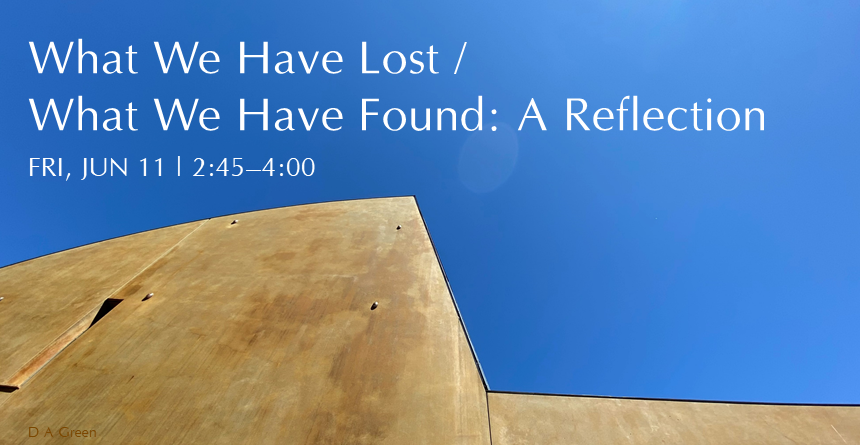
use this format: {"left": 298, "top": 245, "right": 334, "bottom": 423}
{"left": 1, "top": 1, "right": 858, "bottom": 403}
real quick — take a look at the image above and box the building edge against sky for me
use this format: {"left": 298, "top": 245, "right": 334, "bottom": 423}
{"left": 0, "top": 197, "right": 857, "bottom": 444}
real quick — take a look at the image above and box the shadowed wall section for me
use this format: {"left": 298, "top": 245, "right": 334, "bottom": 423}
{"left": 0, "top": 221, "right": 203, "bottom": 388}
{"left": 0, "top": 197, "right": 857, "bottom": 444}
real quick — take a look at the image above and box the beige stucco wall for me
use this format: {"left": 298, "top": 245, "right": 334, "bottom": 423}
{"left": 0, "top": 197, "right": 856, "bottom": 444}
{"left": 0, "top": 198, "right": 489, "bottom": 444}
{"left": 488, "top": 392, "right": 859, "bottom": 445}
{"left": 0, "top": 221, "right": 202, "bottom": 385}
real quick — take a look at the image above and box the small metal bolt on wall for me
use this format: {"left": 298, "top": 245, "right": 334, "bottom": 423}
{"left": 370, "top": 302, "right": 379, "bottom": 310}
{"left": 231, "top": 220, "right": 239, "bottom": 225}
{"left": 396, "top": 225, "right": 401, "bottom": 230}
{"left": 142, "top": 293, "right": 154, "bottom": 301}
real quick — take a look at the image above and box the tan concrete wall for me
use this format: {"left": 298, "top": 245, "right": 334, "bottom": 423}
{"left": 488, "top": 392, "right": 860, "bottom": 445}
{"left": 2, "top": 197, "right": 856, "bottom": 444}
{"left": 0, "top": 221, "right": 204, "bottom": 386}
{"left": 0, "top": 198, "right": 490, "bottom": 444}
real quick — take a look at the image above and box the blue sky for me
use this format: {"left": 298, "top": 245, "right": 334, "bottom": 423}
{"left": 1, "top": 0, "right": 858, "bottom": 403}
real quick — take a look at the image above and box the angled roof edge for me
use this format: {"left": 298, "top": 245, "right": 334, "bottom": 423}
{"left": 489, "top": 390, "right": 860, "bottom": 407}
{"left": 413, "top": 196, "right": 489, "bottom": 391}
